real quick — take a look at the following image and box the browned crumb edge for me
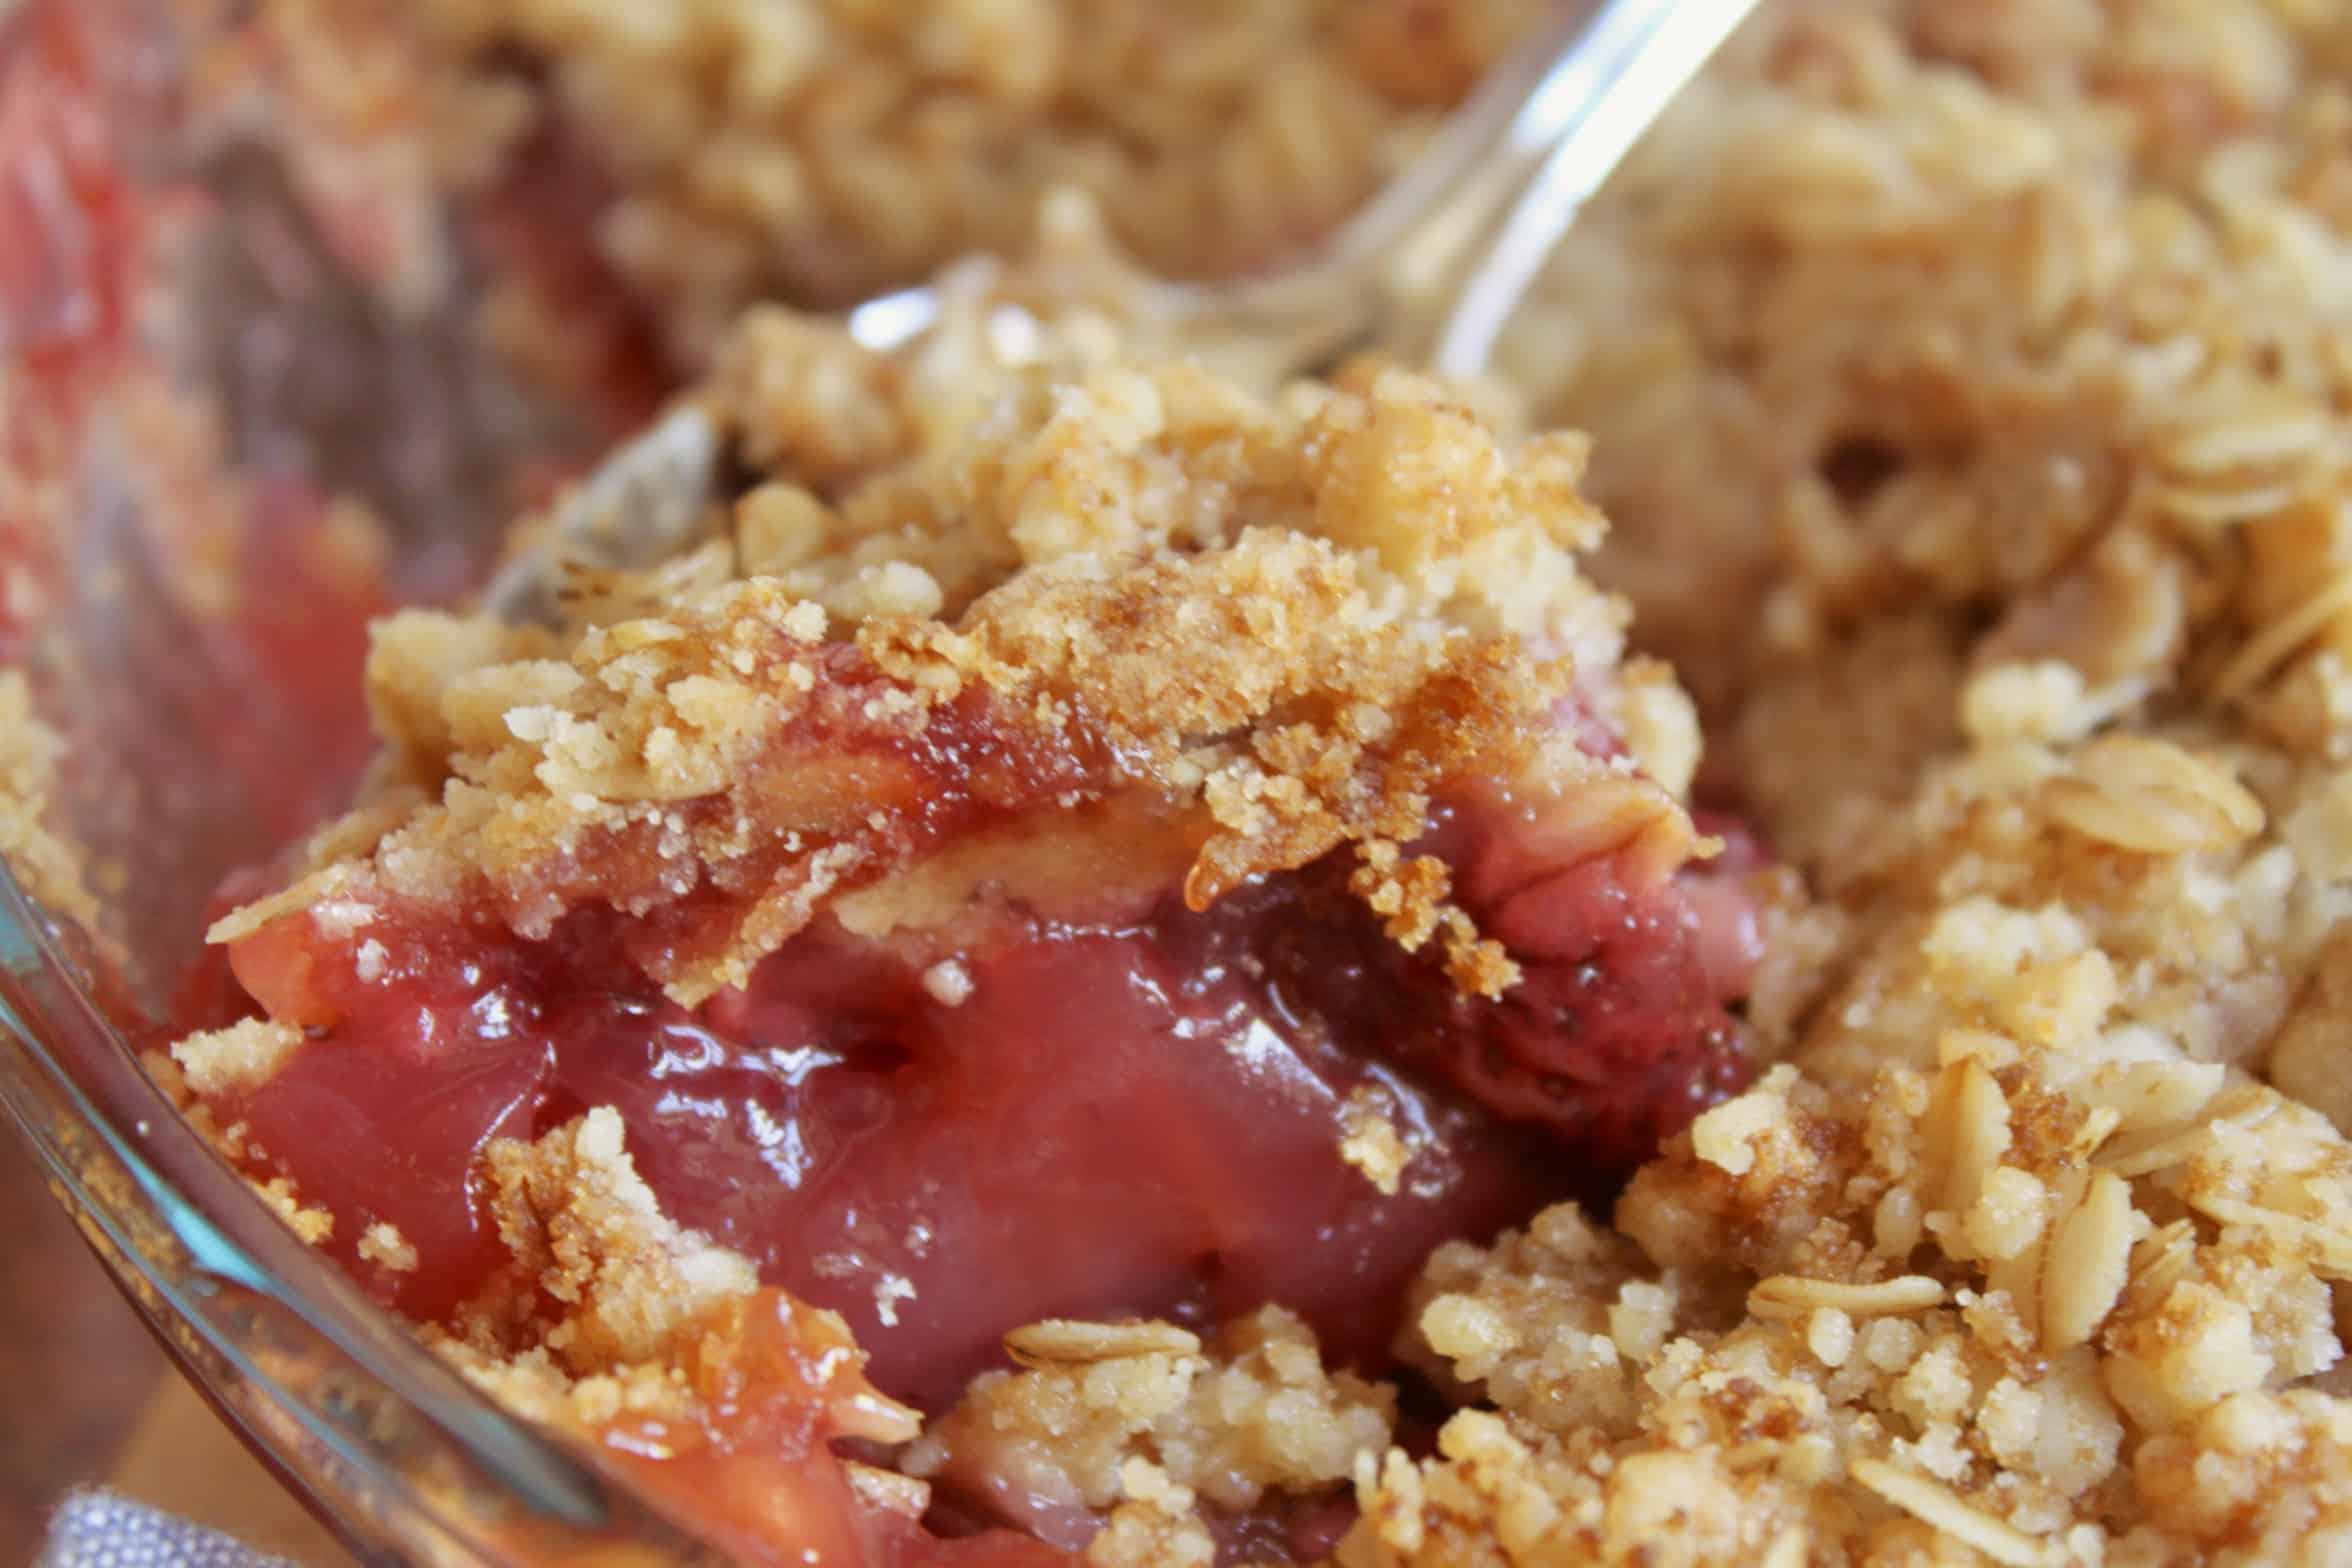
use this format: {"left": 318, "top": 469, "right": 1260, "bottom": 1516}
{"left": 209, "top": 330, "right": 1697, "bottom": 1010}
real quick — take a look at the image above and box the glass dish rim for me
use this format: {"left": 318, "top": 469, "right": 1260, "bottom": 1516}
{"left": 0, "top": 854, "right": 742, "bottom": 1563}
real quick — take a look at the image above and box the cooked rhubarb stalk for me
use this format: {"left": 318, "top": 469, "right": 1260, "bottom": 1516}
{"left": 171, "top": 338, "right": 1763, "bottom": 1556}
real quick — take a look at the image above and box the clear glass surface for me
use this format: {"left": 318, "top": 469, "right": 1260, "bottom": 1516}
{"left": 0, "top": 1, "right": 725, "bottom": 1559}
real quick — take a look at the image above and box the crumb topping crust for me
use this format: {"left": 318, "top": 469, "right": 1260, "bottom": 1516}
{"left": 215, "top": 347, "right": 1685, "bottom": 1007}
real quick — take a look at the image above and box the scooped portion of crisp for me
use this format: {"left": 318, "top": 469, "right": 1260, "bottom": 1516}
{"left": 168, "top": 316, "right": 1764, "bottom": 1562}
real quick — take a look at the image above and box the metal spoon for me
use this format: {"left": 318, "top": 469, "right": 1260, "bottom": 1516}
{"left": 487, "top": 0, "right": 1760, "bottom": 621}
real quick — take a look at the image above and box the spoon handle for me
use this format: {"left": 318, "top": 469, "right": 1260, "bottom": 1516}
{"left": 1191, "top": 0, "right": 1761, "bottom": 379}
{"left": 1426, "top": 0, "right": 1761, "bottom": 379}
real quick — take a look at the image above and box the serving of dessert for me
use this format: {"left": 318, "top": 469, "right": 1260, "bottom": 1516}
{"left": 10, "top": 2, "right": 2352, "bottom": 1566}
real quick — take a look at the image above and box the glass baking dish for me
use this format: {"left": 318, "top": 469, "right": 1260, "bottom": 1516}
{"left": 0, "top": 0, "right": 741, "bottom": 1559}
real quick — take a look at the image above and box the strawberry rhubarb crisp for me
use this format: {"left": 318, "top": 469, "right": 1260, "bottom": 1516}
{"left": 16, "top": 1, "right": 2352, "bottom": 1566}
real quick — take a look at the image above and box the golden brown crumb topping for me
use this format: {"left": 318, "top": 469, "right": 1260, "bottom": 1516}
{"left": 429, "top": 1111, "right": 926, "bottom": 1455}
{"left": 390, "top": 0, "right": 1544, "bottom": 356}
{"left": 214, "top": 331, "right": 1692, "bottom": 1007}
{"left": 1312, "top": 2, "right": 2352, "bottom": 1564}
{"left": 474, "top": 1107, "right": 761, "bottom": 1372}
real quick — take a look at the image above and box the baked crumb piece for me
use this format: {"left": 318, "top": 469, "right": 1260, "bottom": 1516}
{"left": 169, "top": 1019, "right": 303, "bottom": 1097}
{"left": 249, "top": 1178, "right": 334, "bottom": 1249}
{"left": 0, "top": 671, "right": 103, "bottom": 934}
{"left": 1349, "top": 1045, "right": 2352, "bottom": 1564}
{"left": 358, "top": 1221, "right": 419, "bottom": 1275}
{"left": 1084, "top": 1472, "right": 1218, "bottom": 1568}
{"left": 454, "top": 1107, "right": 760, "bottom": 1375}
{"left": 911, "top": 1305, "right": 1393, "bottom": 1532}
{"left": 429, "top": 1111, "right": 921, "bottom": 1481}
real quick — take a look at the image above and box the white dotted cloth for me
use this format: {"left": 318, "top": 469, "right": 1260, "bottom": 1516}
{"left": 39, "top": 1492, "right": 287, "bottom": 1568}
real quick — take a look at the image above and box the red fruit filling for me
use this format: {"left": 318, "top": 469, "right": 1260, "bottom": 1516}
{"left": 189, "top": 640, "right": 1763, "bottom": 1557}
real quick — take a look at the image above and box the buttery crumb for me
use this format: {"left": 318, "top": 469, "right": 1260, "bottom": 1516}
{"left": 920, "top": 958, "right": 974, "bottom": 1008}
{"left": 359, "top": 1221, "right": 420, "bottom": 1274}
{"left": 920, "top": 1306, "right": 1393, "bottom": 1528}
{"left": 1340, "top": 1088, "right": 1411, "bottom": 1197}
{"left": 208, "top": 345, "right": 1681, "bottom": 1010}
{"left": 170, "top": 1019, "right": 304, "bottom": 1096}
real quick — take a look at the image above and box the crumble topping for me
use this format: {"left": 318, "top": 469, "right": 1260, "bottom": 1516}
{"left": 1346, "top": 1051, "right": 2352, "bottom": 1566}
{"left": 435, "top": 1111, "right": 1398, "bottom": 1561}
{"left": 212, "top": 337, "right": 1695, "bottom": 1007}
{"left": 460, "top": 1107, "right": 762, "bottom": 1372}
{"left": 380, "top": 0, "right": 1544, "bottom": 356}
{"left": 909, "top": 1306, "right": 1393, "bottom": 1524}
{"left": 169, "top": 1018, "right": 304, "bottom": 1097}
{"left": 1317, "top": 5, "right": 2352, "bottom": 1563}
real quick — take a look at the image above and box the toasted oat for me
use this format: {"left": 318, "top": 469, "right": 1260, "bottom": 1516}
{"left": 1848, "top": 1458, "right": 2056, "bottom": 1568}
{"left": 920, "top": 1306, "right": 1393, "bottom": 1526}
{"left": 2039, "top": 736, "right": 2267, "bottom": 856}
{"left": 1003, "top": 1319, "right": 1203, "bottom": 1369}
{"left": 2213, "top": 569, "right": 2352, "bottom": 703}
{"left": 1746, "top": 1274, "right": 1944, "bottom": 1321}
{"left": 2040, "top": 1171, "right": 2132, "bottom": 1352}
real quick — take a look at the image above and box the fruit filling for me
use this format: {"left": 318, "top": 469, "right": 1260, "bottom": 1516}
{"left": 167, "top": 334, "right": 1768, "bottom": 1562}
{"left": 209, "top": 775, "right": 1751, "bottom": 1409}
